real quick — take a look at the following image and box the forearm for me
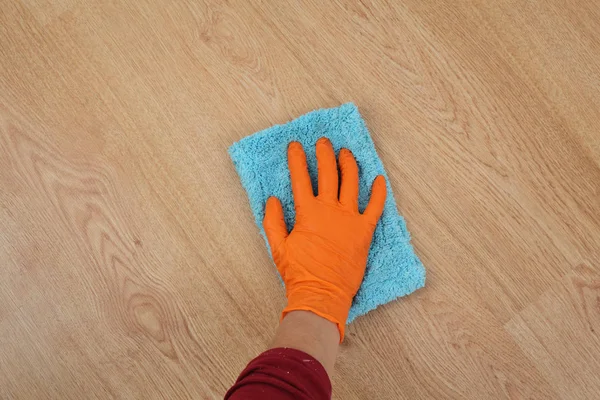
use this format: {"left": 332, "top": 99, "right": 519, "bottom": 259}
{"left": 271, "top": 310, "right": 340, "bottom": 375}
{"left": 226, "top": 311, "right": 338, "bottom": 399}
{"left": 226, "top": 345, "right": 332, "bottom": 399}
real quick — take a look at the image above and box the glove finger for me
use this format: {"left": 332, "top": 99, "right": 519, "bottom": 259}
{"left": 316, "top": 137, "right": 338, "bottom": 201}
{"left": 338, "top": 148, "right": 359, "bottom": 210}
{"left": 288, "top": 142, "right": 313, "bottom": 208}
{"left": 363, "top": 175, "right": 387, "bottom": 223}
{"left": 263, "top": 196, "right": 288, "bottom": 255}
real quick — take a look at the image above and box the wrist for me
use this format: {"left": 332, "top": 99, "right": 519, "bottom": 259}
{"left": 272, "top": 310, "right": 340, "bottom": 375}
{"left": 282, "top": 286, "right": 352, "bottom": 341}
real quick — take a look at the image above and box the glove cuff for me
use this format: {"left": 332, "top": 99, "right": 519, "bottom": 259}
{"left": 281, "top": 287, "right": 353, "bottom": 342}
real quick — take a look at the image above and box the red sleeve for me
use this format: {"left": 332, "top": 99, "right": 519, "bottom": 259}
{"left": 225, "top": 347, "right": 332, "bottom": 400}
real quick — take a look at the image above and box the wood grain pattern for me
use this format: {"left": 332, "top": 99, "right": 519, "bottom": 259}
{"left": 1, "top": 0, "right": 599, "bottom": 398}
{"left": 506, "top": 265, "right": 600, "bottom": 400}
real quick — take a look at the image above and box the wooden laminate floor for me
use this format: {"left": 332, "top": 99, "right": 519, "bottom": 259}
{"left": 1, "top": 1, "right": 600, "bottom": 399}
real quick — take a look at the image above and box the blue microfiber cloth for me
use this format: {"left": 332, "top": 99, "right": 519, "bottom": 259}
{"left": 229, "top": 103, "right": 425, "bottom": 322}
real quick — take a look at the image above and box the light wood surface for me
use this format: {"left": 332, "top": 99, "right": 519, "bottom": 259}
{"left": 1, "top": 1, "right": 599, "bottom": 399}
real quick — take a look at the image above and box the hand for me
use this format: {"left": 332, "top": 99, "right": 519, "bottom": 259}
{"left": 263, "top": 138, "right": 387, "bottom": 340}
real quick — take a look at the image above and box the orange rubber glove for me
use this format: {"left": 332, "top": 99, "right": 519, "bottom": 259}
{"left": 263, "top": 138, "right": 387, "bottom": 341}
